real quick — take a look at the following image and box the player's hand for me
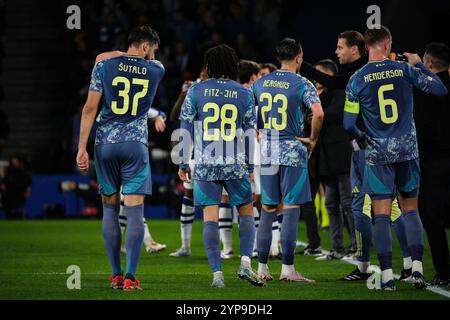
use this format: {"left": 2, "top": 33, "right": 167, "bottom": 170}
{"left": 154, "top": 116, "right": 166, "bottom": 132}
{"left": 403, "top": 52, "right": 422, "bottom": 66}
{"left": 76, "top": 149, "right": 90, "bottom": 172}
{"left": 178, "top": 167, "right": 191, "bottom": 183}
{"left": 249, "top": 172, "right": 255, "bottom": 184}
{"left": 256, "top": 129, "right": 261, "bottom": 143}
{"left": 296, "top": 137, "right": 317, "bottom": 159}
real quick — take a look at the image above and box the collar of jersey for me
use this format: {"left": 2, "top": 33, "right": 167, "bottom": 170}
{"left": 367, "top": 58, "right": 389, "bottom": 63}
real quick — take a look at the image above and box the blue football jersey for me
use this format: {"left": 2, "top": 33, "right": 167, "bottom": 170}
{"left": 345, "top": 59, "right": 444, "bottom": 165}
{"left": 89, "top": 55, "right": 165, "bottom": 146}
{"left": 252, "top": 70, "right": 320, "bottom": 167}
{"left": 179, "top": 78, "right": 256, "bottom": 181}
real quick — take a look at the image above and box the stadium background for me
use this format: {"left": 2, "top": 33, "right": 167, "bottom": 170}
{"left": 0, "top": 0, "right": 449, "bottom": 221}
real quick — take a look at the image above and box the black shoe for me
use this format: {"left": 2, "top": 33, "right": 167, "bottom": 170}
{"left": 411, "top": 271, "right": 427, "bottom": 289}
{"left": 341, "top": 267, "right": 371, "bottom": 281}
{"left": 299, "top": 246, "right": 323, "bottom": 256}
{"left": 430, "top": 276, "right": 449, "bottom": 286}
{"left": 399, "top": 268, "right": 412, "bottom": 281}
{"left": 381, "top": 279, "right": 396, "bottom": 291}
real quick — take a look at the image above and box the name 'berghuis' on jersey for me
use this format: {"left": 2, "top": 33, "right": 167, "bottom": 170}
{"left": 90, "top": 55, "right": 165, "bottom": 146}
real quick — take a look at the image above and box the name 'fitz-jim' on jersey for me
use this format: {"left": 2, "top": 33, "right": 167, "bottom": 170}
{"left": 252, "top": 70, "right": 321, "bottom": 167}
{"left": 345, "top": 59, "right": 447, "bottom": 165}
{"left": 89, "top": 55, "right": 165, "bottom": 146}
{"left": 179, "top": 78, "right": 256, "bottom": 181}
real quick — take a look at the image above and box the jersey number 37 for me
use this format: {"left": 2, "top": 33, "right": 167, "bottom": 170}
{"left": 111, "top": 76, "right": 149, "bottom": 116}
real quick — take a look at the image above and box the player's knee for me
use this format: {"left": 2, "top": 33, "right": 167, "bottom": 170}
{"left": 123, "top": 194, "right": 145, "bottom": 206}
{"left": 102, "top": 194, "right": 120, "bottom": 206}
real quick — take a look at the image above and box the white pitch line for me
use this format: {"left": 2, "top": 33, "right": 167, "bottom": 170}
{"left": 296, "top": 241, "right": 450, "bottom": 299}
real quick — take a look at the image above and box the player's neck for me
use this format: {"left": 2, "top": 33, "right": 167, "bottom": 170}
{"left": 126, "top": 48, "right": 145, "bottom": 59}
{"left": 368, "top": 50, "right": 388, "bottom": 62}
{"left": 280, "top": 63, "right": 298, "bottom": 73}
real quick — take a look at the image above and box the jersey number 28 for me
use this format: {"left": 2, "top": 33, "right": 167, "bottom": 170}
{"left": 111, "top": 76, "right": 149, "bottom": 116}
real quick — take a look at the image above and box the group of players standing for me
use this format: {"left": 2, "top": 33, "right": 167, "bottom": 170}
{"left": 77, "top": 24, "right": 447, "bottom": 291}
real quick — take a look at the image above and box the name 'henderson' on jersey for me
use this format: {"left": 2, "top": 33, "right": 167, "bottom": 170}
{"left": 345, "top": 59, "right": 447, "bottom": 165}
{"left": 252, "top": 69, "right": 320, "bottom": 167}
{"left": 89, "top": 55, "right": 165, "bottom": 146}
{"left": 179, "top": 78, "right": 256, "bottom": 181}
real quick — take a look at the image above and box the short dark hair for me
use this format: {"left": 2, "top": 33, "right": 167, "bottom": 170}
{"left": 425, "top": 42, "right": 450, "bottom": 69}
{"left": 260, "top": 63, "right": 277, "bottom": 72}
{"left": 338, "top": 31, "right": 366, "bottom": 56}
{"left": 127, "top": 26, "right": 160, "bottom": 48}
{"left": 315, "top": 59, "right": 338, "bottom": 75}
{"left": 276, "top": 38, "right": 302, "bottom": 62}
{"left": 204, "top": 45, "right": 239, "bottom": 80}
{"left": 238, "top": 60, "right": 261, "bottom": 84}
{"left": 364, "top": 25, "right": 392, "bottom": 47}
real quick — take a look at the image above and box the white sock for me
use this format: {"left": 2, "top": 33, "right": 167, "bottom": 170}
{"left": 143, "top": 220, "right": 152, "bottom": 249}
{"left": 181, "top": 201, "right": 195, "bottom": 251}
{"left": 241, "top": 256, "right": 251, "bottom": 268}
{"left": 281, "top": 264, "right": 295, "bottom": 275}
{"left": 213, "top": 271, "right": 224, "bottom": 280}
{"left": 358, "top": 261, "right": 370, "bottom": 273}
{"left": 412, "top": 260, "right": 423, "bottom": 275}
{"left": 270, "top": 220, "right": 280, "bottom": 254}
{"left": 219, "top": 205, "right": 233, "bottom": 253}
{"left": 403, "top": 256, "right": 412, "bottom": 270}
{"left": 381, "top": 269, "right": 394, "bottom": 284}
{"left": 119, "top": 204, "right": 126, "bottom": 235}
{"left": 258, "top": 262, "right": 268, "bottom": 274}
{"left": 253, "top": 205, "right": 260, "bottom": 251}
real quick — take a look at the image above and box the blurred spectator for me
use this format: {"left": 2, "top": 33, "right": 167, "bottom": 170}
{"left": 0, "top": 107, "right": 9, "bottom": 158}
{"left": 0, "top": 154, "right": 32, "bottom": 219}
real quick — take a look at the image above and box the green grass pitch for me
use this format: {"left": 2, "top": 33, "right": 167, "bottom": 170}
{"left": 0, "top": 219, "right": 448, "bottom": 300}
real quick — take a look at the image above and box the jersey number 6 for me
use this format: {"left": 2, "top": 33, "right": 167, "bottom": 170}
{"left": 378, "top": 84, "right": 398, "bottom": 124}
{"left": 111, "top": 76, "right": 149, "bottom": 116}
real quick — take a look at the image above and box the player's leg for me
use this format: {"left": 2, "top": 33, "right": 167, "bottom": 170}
{"left": 397, "top": 159, "right": 425, "bottom": 289}
{"left": 364, "top": 162, "right": 396, "bottom": 290}
{"left": 120, "top": 142, "right": 153, "bottom": 290}
{"left": 170, "top": 182, "right": 194, "bottom": 257}
{"left": 343, "top": 192, "right": 373, "bottom": 280}
{"left": 225, "top": 177, "right": 264, "bottom": 286}
{"left": 257, "top": 165, "right": 281, "bottom": 280}
{"left": 194, "top": 180, "right": 224, "bottom": 288}
{"left": 390, "top": 197, "right": 412, "bottom": 280}
{"left": 94, "top": 144, "right": 124, "bottom": 289}
{"left": 337, "top": 173, "right": 357, "bottom": 256}
{"left": 279, "top": 165, "right": 314, "bottom": 283}
{"left": 118, "top": 197, "right": 127, "bottom": 253}
{"left": 324, "top": 177, "right": 345, "bottom": 259}
{"left": 343, "top": 150, "right": 372, "bottom": 280}
{"left": 219, "top": 194, "right": 233, "bottom": 259}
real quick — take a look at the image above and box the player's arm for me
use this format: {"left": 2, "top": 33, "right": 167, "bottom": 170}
{"left": 178, "top": 88, "right": 196, "bottom": 182}
{"left": 169, "top": 81, "right": 193, "bottom": 123}
{"left": 95, "top": 51, "right": 125, "bottom": 63}
{"left": 403, "top": 53, "right": 448, "bottom": 96}
{"left": 77, "top": 62, "right": 104, "bottom": 171}
{"left": 300, "top": 60, "right": 350, "bottom": 90}
{"left": 148, "top": 108, "right": 167, "bottom": 133}
{"left": 243, "top": 92, "right": 257, "bottom": 174}
{"left": 297, "top": 81, "right": 324, "bottom": 157}
{"left": 343, "top": 75, "right": 365, "bottom": 147}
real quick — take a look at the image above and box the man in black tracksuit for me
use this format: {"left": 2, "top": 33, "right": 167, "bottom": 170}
{"left": 300, "top": 31, "right": 366, "bottom": 258}
{"left": 414, "top": 43, "right": 450, "bottom": 286}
